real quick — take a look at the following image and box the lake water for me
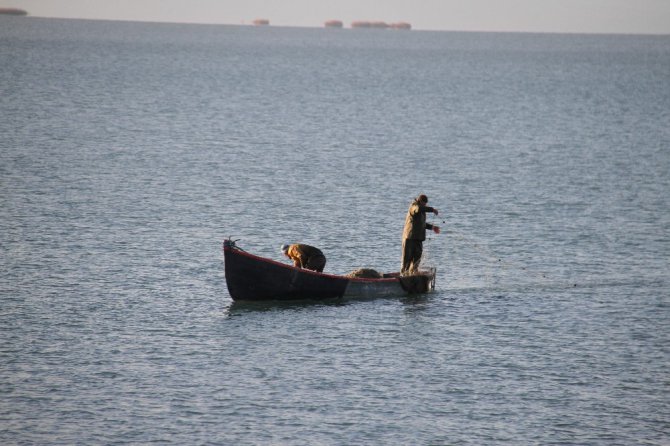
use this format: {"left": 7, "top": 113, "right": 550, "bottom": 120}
{"left": 1, "top": 17, "right": 669, "bottom": 445}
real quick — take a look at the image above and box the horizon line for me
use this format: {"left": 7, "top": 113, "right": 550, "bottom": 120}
{"left": 6, "top": 15, "right": 669, "bottom": 37}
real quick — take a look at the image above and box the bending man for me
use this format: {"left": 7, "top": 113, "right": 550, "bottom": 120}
{"left": 281, "top": 243, "right": 327, "bottom": 273}
{"left": 401, "top": 194, "right": 440, "bottom": 274}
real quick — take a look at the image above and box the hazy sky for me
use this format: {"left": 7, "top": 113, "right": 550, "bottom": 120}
{"left": 5, "top": 0, "right": 670, "bottom": 34}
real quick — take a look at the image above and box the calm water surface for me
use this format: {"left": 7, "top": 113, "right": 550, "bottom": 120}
{"left": 1, "top": 17, "right": 669, "bottom": 445}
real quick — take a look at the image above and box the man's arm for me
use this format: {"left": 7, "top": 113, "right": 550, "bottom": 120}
{"left": 426, "top": 222, "right": 441, "bottom": 234}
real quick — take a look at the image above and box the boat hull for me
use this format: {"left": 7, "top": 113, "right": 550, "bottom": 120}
{"left": 223, "top": 241, "right": 435, "bottom": 301}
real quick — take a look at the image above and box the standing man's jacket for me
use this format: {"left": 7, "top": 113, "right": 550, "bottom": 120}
{"left": 402, "top": 199, "right": 437, "bottom": 241}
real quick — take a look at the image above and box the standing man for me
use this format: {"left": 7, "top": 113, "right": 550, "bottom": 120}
{"left": 281, "top": 243, "right": 327, "bottom": 273}
{"left": 401, "top": 194, "right": 440, "bottom": 274}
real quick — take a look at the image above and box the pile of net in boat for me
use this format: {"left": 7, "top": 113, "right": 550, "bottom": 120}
{"left": 345, "top": 268, "right": 383, "bottom": 279}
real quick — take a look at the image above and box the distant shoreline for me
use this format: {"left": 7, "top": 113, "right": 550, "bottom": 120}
{"left": 4, "top": 15, "right": 668, "bottom": 36}
{"left": 0, "top": 8, "right": 28, "bottom": 16}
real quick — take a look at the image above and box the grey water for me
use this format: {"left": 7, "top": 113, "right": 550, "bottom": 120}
{"left": 1, "top": 16, "right": 669, "bottom": 445}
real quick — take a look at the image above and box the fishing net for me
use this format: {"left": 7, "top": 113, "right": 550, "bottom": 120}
{"left": 345, "top": 268, "right": 383, "bottom": 279}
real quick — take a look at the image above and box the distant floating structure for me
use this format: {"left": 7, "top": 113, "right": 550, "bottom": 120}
{"left": 351, "top": 21, "right": 388, "bottom": 29}
{"left": 252, "top": 19, "right": 269, "bottom": 26}
{"left": 324, "top": 20, "right": 343, "bottom": 28}
{"left": 351, "top": 21, "right": 411, "bottom": 30}
{"left": 0, "top": 8, "right": 28, "bottom": 16}
{"left": 390, "top": 22, "right": 411, "bottom": 30}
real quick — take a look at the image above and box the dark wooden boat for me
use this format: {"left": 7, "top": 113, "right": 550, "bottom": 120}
{"left": 223, "top": 239, "right": 436, "bottom": 301}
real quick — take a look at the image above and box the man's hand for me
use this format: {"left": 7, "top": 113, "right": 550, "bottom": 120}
{"left": 433, "top": 208, "right": 439, "bottom": 216}
{"left": 433, "top": 226, "right": 441, "bottom": 234}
